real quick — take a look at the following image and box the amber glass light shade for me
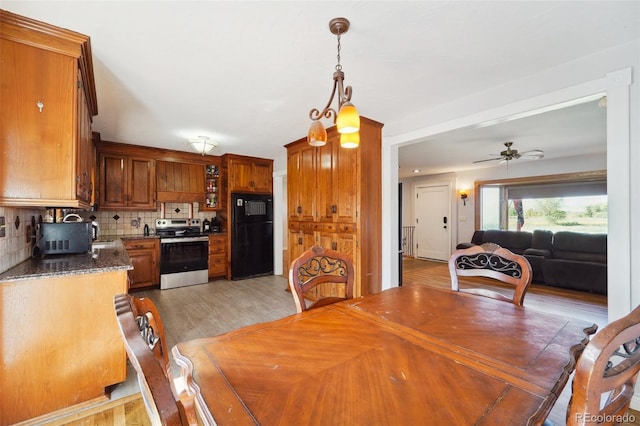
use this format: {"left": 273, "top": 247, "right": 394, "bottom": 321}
{"left": 340, "top": 132, "right": 360, "bottom": 148}
{"left": 308, "top": 120, "right": 327, "bottom": 147}
{"left": 336, "top": 102, "right": 360, "bottom": 134}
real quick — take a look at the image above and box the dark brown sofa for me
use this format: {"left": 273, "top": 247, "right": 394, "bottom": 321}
{"left": 457, "top": 229, "right": 607, "bottom": 295}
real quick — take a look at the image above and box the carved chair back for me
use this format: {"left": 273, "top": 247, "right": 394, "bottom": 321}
{"left": 288, "top": 245, "right": 355, "bottom": 313}
{"left": 448, "top": 242, "right": 533, "bottom": 306}
{"left": 114, "top": 294, "right": 198, "bottom": 426}
{"left": 567, "top": 305, "right": 640, "bottom": 426}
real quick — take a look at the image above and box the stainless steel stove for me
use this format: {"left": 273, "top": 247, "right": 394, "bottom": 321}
{"left": 155, "top": 218, "right": 202, "bottom": 237}
{"left": 155, "top": 218, "right": 209, "bottom": 289}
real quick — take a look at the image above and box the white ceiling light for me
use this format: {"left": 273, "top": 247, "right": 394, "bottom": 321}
{"left": 188, "top": 136, "right": 218, "bottom": 155}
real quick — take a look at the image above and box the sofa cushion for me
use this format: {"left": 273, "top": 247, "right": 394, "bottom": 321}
{"left": 531, "top": 230, "right": 553, "bottom": 251}
{"left": 456, "top": 230, "right": 484, "bottom": 250}
{"left": 542, "top": 259, "right": 607, "bottom": 295}
{"left": 552, "top": 231, "right": 607, "bottom": 263}
{"left": 481, "top": 230, "right": 532, "bottom": 254}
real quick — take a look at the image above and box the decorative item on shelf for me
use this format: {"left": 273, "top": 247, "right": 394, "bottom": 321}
{"left": 204, "top": 163, "right": 219, "bottom": 209}
{"left": 459, "top": 189, "right": 469, "bottom": 206}
{"left": 307, "top": 17, "right": 360, "bottom": 148}
{"left": 189, "top": 136, "right": 218, "bottom": 155}
{"left": 206, "top": 194, "right": 217, "bottom": 208}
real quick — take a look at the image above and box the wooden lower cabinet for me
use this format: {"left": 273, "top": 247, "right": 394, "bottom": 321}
{"left": 287, "top": 224, "right": 357, "bottom": 301}
{"left": 209, "top": 234, "right": 227, "bottom": 278}
{"left": 123, "top": 239, "right": 159, "bottom": 289}
{"left": 0, "top": 270, "right": 128, "bottom": 425}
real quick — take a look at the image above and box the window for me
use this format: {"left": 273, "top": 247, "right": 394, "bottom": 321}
{"left": 477, "top": 172, "right": 607, "bottom": 234}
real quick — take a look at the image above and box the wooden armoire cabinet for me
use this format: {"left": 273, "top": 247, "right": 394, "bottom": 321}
{"left": 0, "top": 10, "right": 98, "bottom": 208}
{"left": 286, "top": 117, "right": 383, "bottom": 297}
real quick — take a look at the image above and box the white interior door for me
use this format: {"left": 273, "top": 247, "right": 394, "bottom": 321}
{"left": 415, "top": 185, "right": 450, "bottom": 261}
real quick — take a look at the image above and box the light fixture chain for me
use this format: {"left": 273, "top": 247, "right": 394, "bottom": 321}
{"left": 335, "top": 33, "right": 342, "bottom": 71}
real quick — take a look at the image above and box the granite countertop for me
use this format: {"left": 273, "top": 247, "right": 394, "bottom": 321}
{"left": 101, "top": 232, "right": 226, "bottom": 241}
{"left": 0, "top": 240, "right": 133, "bottom": 282}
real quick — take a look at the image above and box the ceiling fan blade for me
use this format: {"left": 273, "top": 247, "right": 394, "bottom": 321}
{"left": 472, "top": 157, "right": 503, "bottom": 163}
{"left": 522, "top": 149, "right": 544, "bottom": 159}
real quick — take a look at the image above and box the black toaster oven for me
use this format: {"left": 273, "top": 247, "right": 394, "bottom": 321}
{"left": 38, "top": 222, "right": 92, "bottom": 255}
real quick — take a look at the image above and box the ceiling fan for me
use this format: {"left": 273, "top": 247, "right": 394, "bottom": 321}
{"left": 473, "top": 141, "right": 544, "bottom": 164}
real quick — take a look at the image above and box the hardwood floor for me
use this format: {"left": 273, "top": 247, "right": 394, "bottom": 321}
{"left": 51, "top": 262, "right": 639, "bottom": 425}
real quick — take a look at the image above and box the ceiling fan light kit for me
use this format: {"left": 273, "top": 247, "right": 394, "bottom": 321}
{"left": 307, "top": 17, "right": 361, "bottom": 148}
{"left": 473, "top": 141, "right": 544, "bottom": 164}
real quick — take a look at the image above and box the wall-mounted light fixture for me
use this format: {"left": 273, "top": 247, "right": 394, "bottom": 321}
{"left": 189, "top": 136, "right": 217, "bottom": 156}
{"left": 308, "top": 17, "right": 360, "bottom": 148}
{"left": 459, "top": 189, "right": 468, "bottom": 206}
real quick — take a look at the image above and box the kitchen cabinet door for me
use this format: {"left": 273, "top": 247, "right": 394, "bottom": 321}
{"left": 156, "top": 160, "right": 205, "bottom": 202}
{"left": 76, "top": 69, "right": 94, "bottom": 204}
{"left": 287, "top": 143, "right": 316, "bottom": 222}
{"left": 251, "top": 160, "right": 273, "bottom": 193}
{"left": 98, "top": 153, "right": 155, "bottom": 210}
{"left": 226, "top": 156, "right": 273, "bottom": 193}
{"left": 128, "top": 157, "right": 156, "bottom": 208}
{"left": 316, "top": 231, "right": 357, "bottom": 298}
{"left": 0, "top": 39, "right": 84, "bottom": 207}
{"left": 123, "top": 239, "right": 159, "bottom": 288}
{"left": 330, "top": 138, "right": 358, "bottom": 223}
{"left": 208, "top": 234, "right": 227, "bottom": 278}
{"left": 227, "top": 157, "right": 254, "bottom": 192}
{"left": 0, "top": 11, "right": 98, "bottom": 209}
{"left": 288, "top": 227, "right": 316, "bottom": 299}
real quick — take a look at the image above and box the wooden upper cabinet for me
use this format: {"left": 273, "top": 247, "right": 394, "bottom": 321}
{"left": 98, "top": 152, "right": 156, "bottom": 210}
{"left": 224, "top": 155, "right": 273, "bottom": 193}
{"left": 76, "top": 69, "right": 94, "bottom": 204}
{"left": 287, "top": 143, "right": 316, "bottom": 222}
{"left": 0, "top": 11, "right": 98, "bottom": 208}
{"left": 156, "top": 160, "right": 205, "bottom": 202}
{"left": 286, "top": 133, "right": 357, "bottom": 224}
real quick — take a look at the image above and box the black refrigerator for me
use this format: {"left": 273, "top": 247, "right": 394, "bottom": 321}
{"left": 230, "top": 193, "right": 274, "bottom": 279}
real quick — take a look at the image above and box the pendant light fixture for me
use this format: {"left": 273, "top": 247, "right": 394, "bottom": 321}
{"left": 308, "top": 17, "right": 360, "bottom": 148}
{"left": 188, "top": 136, "right": 217, "bottom": 155}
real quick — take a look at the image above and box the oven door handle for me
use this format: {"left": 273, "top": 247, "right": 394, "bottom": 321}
{"left": 161, "top": 236, "right": 209, "bottom": 244}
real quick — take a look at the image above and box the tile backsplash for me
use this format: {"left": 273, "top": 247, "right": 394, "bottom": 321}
{"left": 0, "top": 202, "right": 218, "bottom": 274}
{"left": 0, "top": 206, "right": 41, "bottom": 274}
{"left": 84, "top": 202, "right": 218, "bottom": 237}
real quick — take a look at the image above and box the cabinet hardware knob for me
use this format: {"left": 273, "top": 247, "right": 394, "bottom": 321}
{"left": 331, "top": 205, "right": 337, "bottom": 214}
{"left": 331, "top": 242, "right": 337, "bottom": 251}
{"left": 297, "top": 206, "right": 302, "bottom": 214}
{"left": 37, "top": 101, "right": 44, "bottom": 112}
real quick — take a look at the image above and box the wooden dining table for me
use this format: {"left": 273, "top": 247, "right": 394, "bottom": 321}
{"left": 172, "top": 284, "right": 597, "bottom": 425}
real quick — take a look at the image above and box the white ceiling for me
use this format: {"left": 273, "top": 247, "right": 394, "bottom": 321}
{"left": 3, "top": 1, "right": 638, "bottom": 172}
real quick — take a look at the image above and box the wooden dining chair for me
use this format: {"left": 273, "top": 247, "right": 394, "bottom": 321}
{"left": 288, "top": 245, "right": 355, "bottom": 313}
{"left": 114, "top": 294, "right": 199, "bottom": 426}
{"left": 565, "top": 305, "right": 640, "bottom": 426}
{"left": 448, "top": 242, "right": 533, "bottom": 306}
